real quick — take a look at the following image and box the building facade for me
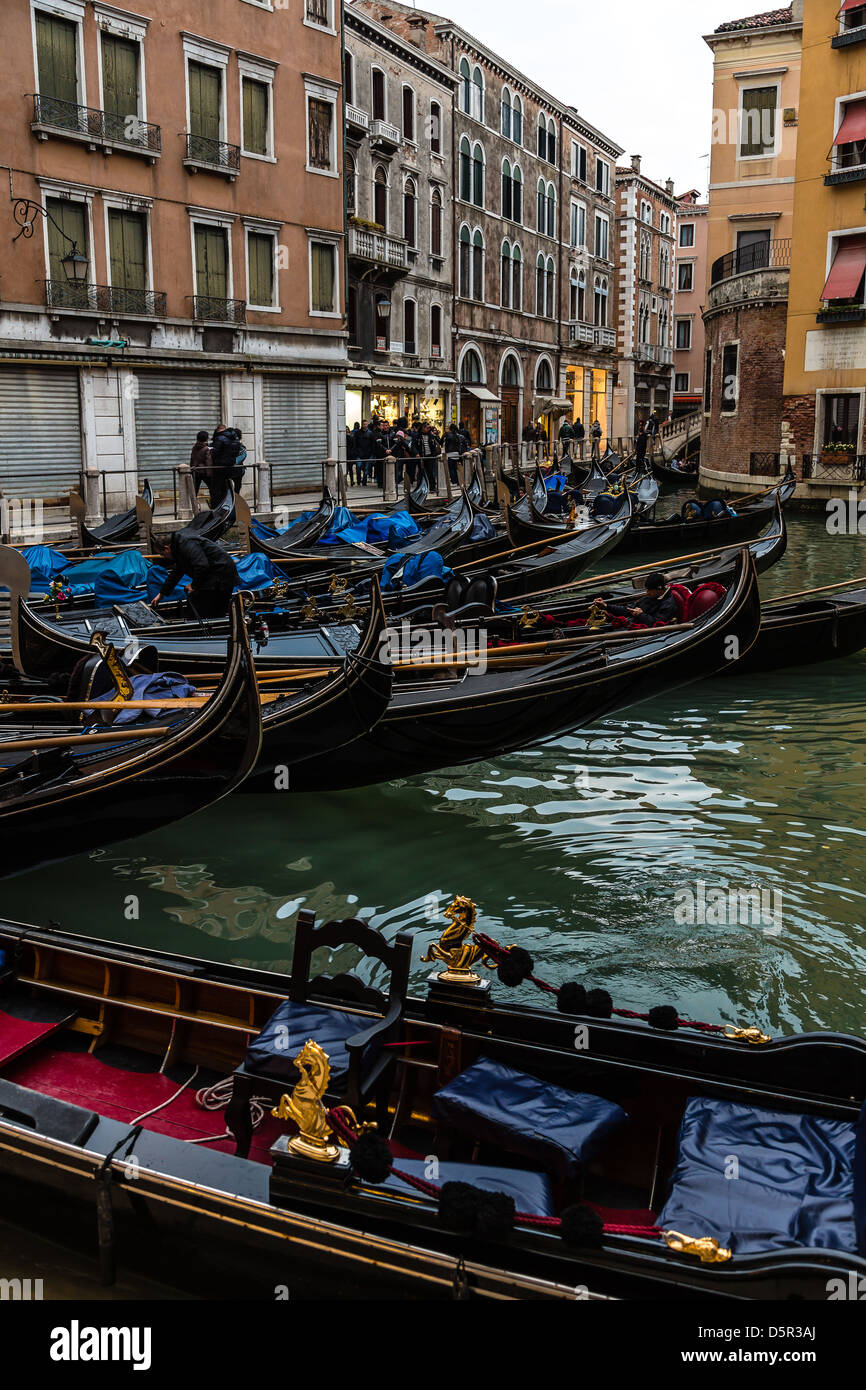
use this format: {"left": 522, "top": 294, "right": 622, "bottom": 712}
{"left": 701, "top": 4, "right": 803, "bottom": 487}
{"left": 782, "top": 0, "right": 866, "bottom": 485}
{"left": 1, "top": 0, "right": 346, "bottom": 517}
{"left": 672, "top": 191, "right": 709, "bottom": 418}
{"left": 612, "top": 157, "right": 678, "bottom": 440}
{"left": 343, "top": 7, "right": 454, "bottom": 434}
{"left": 351, "top": 0, "right": 623, "bottom": 448}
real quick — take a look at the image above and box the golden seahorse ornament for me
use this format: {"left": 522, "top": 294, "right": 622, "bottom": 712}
{"left": 421, "top": 895, "right": 498, "bottom": 986}
{"left": 272, "top": 1039, "right": 340, "bottom": 1161}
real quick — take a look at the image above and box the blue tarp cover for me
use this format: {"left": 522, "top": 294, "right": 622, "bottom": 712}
{"left": 147, "top": 553, "right": 278, "bottom": 601}
{"left": 381, "top": 550, "right": 453, "bottom": 591}
{"left": 87, "top": 671, "right": 197, "bottom": 726}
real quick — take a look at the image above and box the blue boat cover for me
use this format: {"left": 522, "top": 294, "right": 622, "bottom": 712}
{"left": 318, "top": 509, "right": 420, "bottom": 549}
{"left": 316, "top": 507, "right": 361, "bottom": 544}
{"left": 93, "top": 551, "right": 151, "bottom": 606}
{"left": 544, "top": 472, "right": 569, "bottom": 492}
{"left": 21, "top": 545, "right": 77, "bottom": 590}
{"left": 87, "top": 671, "right": 197, "bottom": 726}
{"left": 433, "top": 1056, "right": 628, "bottom": 1180}
{"left": 381, "top": 550, "right": 453, "bottom": 592}
{"left": 375, "top": 1157, "right": 555, "bottom": 1217}
{"left": 469, "top": 512, "right": 497, "bottom": 540}
{"left": 244, "top": 999, "right": 379, "bottom": 1089}
{"left": 658, "top": 1097, "right": 863, "bottom": 1255}
{"left": 252, "top": 510, "right": 315, "bottom": 541}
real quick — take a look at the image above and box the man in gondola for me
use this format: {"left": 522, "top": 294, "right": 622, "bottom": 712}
{"left": 151, "top": 530, "right": 239, "bottom": 619}
{"left": 593, "top": 571, "right": 679, "bottom": 626}
{"left": 635, "top": 423, "right": 649, "bottom": 466}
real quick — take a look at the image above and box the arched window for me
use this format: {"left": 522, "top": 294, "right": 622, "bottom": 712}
{"left": 501, "top": 238, "right": 511, "bottom": 308}
{"left": 512, "top": 244, "right": 522, "bottom": 311}
{"left": 430, "top": 188, "right": 442, "bottom": 257}
{"left": 403, "top": 298, "right": 416, "bottom": 354}
{"left": 373, "top": 164, "right": 388, "bottom": 228}
{"left": 537, "top": 358, "right": 553, "bottom": 392}
{"left": 546, "top": 256, "right": 555, "bottom": 318}
{"left": 502, "top": 353, "right": 520, "bottom": 386}
{"left": 459, "top": 58, "right": 471, "bottom": 114}
{"left": 431, "top": 303, "right": 442, "bottom": 358}
{"left": 459, "top": 136, "right": 471, "bottom": 201}
{"left": 512, "top": 165, "right": 522, "bottom": 223}
{"left": 402, "top": 86, "right": 415, "bottom": 141}
{"left": 537, "top": 113, "right": 546, "bottom": 159}
{"left": 472, "top": 66, "right": 484, "bottom": 122}
{"left": 569, "top": 266, "right": 586, "bottom": 321}
{"left": 501, "top": 158, "right": 512, "bottom": 220}
{"left": 459, "top": 225, "right": 471, "bottom": 297}
{"left": 547, "top": 119, "right": 556, "bottom": 167}
{"left": 594, "top": 275, "right": 609, "bottom": 327}
{"left": 345, "top": 151, "right": 356, "bottom": 214}
{"left": 372, "top": 67, "right": 386, "bottom": 121}
{"left": 461, "top": 348, "right": 483, "bottom": 383}
{"left": 512, "top": 94, "right": 523, "bottom": 145}
{"left": 472, "top": 228, "right": 484, "bottom": 301}
{"left": 430, "top": 100, "right": 441, "bottom": 154}
{"left": 537, "top": 177, "right": 545, "bottom": 231}
{"left": 536, "top": 252, "right": 545, "bottom": 315}
{"left": 546, "top": 182, "right": 556, "bottom": 238}
{"left": 569, "top": 266, "right": 578, "bottom": 321}
{"left": 472, "top": 142, "right": 484, "bottom": 206}
{"left": 343, "top": 52, "right": 354, "bottom": 106}
{"left": 501, "top": 85, "right": 512, "bottom": 138}
{"left": 403, "top": 177, "right": 417, "bottom": 248}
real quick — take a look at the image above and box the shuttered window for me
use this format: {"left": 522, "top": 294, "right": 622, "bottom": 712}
{"left": 101, "top": 32, "right": 139, "bottom": 119}
{"left": 0, "top": 367, "right": 82, "bottom": 492}
{"left": 45, "top": 197, "right": 89, "bottom": 308}
{"left": 248, "top": 231, "right": 275, "bottom": 307}
{"left": 310, "top": 242, "right": 336, "bottom": 313}
{"left": 739, "top": 86, "right": 777, "bottom": 157}
{"left": 308, "top": 98, "right": 333, "bottom": 170}
{"left": 188, "top": 61, "right": 221, "bottom": 142}
{"left": 108, "top": 209, "right": 147, "bottom": 290}
{"left": 133, "top": 372, "right": 221, "bottom": 484}
{"left": 242, "top": 77, "right": 269, "bottom": 155}
{"left": 194, "top": 225, "right": 229, "bottom": 299}
{"left": 36, "top": 11, "right": 78, "bottom": 104}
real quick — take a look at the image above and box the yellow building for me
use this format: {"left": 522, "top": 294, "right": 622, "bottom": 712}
{"left": 783, "top": 0, "right": 866, "bottom": 483}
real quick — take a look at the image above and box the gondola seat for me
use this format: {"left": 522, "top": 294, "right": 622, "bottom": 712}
{"left": 227, "top": 912, "right": 413, "bottom": 1159}
{"left": 668, "top": 582, "right": 727, "bottom": 624}
{"left": 372, "top": 1157, "right": 555, "bottom": 1218}
{"left": 432, "top": 1056, "right": 628, "bottom": 1181}
{"left": 658, "top": 1096, "right": 866, "bottom": 1256}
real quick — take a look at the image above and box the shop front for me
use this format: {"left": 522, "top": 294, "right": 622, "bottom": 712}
{"left": 589, "top": 369, "right": 608, "bottom": 436}
{"left": 459, "top": 385, "right": 500, "bottom": 446}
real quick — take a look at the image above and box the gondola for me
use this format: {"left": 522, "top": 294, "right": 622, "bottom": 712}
{"left": 69, "top": 480, "right": 154, "bottom": 550}
{"left": 505, "top": 468, "right": 645, "bottom": 549}
{"left": 652, "top": 456, "right": 699, "bottom": 487}
{"left": 288, "top": 546, "right": 760, "bottom": 790}
{"left": 0, "top": 595, "right": 261, "bottom": 878}
{"left": 715, "top": 581, "right": 866, "bottom": 678}
{"left": 156, "top": 481, "right": 237, "bottom": 548}
{"left": 0, "top": 902, "right": 860, "bottom": 1300}
{"left": 616, "top": 470, "right": 795, "bottom": 554}
{"left": 246, "top": 490, "right": 336, "bottom": 558}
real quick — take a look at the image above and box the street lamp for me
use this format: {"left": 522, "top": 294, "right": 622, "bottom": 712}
{"left": 11, "top": 197, "right": 90, "bottom": 283}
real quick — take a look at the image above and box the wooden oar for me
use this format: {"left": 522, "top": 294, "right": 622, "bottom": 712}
{"left": 0, "top": 726, "right": 174, "bottom": 752}
{"left": 762, "top": 576, "right": 866, "bottom": 605}
{"left": 0, "top": 699, "right": 208, "bottom": 713}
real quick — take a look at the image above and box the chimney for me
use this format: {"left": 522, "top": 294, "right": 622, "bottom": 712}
{"left": 631, "top": 154, "right": 641, "bottom": 174}
{"left": 791, "top": 0, "right": 804, "bottom": 22}
{"left": 665, "top": 178, "right": 674, "bottom": 196}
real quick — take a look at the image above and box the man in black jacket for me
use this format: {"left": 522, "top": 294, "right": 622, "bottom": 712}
{"left": 593, "top": 572, "right": 679, "bottom": 626}
{"left": 151, "top": 530, "right": 239, "bottom": 618}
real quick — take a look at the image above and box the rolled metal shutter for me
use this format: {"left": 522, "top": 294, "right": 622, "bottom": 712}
{"left": 134, "top": 371, "right": 222, "bottom": 485}
{"left": 0, "top": 366, "right": 82, "bottom": 497}
{"left": 262, "top": 376, "right": 329, "bottom": 486}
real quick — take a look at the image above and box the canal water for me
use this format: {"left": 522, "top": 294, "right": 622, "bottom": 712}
{"left": 4, "top": 498, "right": 866, "bottom": 1042}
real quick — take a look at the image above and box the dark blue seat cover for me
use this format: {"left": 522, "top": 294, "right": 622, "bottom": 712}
{"left": 244, "top": 1000, "right": 377, "bottom": 1090}
{"left": 432, "top": 1056, "right": 628, "bottom": 1180}
{"left": 658, "top": 1097, "right": 863, "bottom": 1256}
{"left": 374, "top": 1157, "right": 554, "bottom": 1217}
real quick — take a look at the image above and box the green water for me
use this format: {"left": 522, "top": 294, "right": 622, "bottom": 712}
{"left": 3, "top": 506, "right": 866, "bottom": 1041}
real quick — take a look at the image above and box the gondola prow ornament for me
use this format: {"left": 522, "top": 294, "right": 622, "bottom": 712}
{"left": 271, "top": 1040, "right": 372, "bottom": 1164}
{"left": 422, "top": 896, "right": 497, "bottom": 988}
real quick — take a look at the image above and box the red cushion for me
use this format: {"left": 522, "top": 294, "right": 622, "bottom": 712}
{"left": 685, "top": 582, "right": 726, "bottom": 621}
{"left": 668, "top": 585, "right": 690, "bottom": 620}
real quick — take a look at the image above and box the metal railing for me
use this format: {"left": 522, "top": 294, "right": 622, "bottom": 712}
{"left": 567, "top": 322, "right": 616, "bottom": 349}
{"left": 710, "top": 238, "right": 792, "bottom": 286}
{"left": 184, "top": 133, "right": 241, "bottom": 173}
{"left": 32, "top": 94, "right": 161, "bottom": 154}
{"left": 749, "top": 452, "right": 783, "bottom": 476}
{"left": 189, "top": 295, "right": 247, "bottom": 324}
{"left": 802, "top": 453, "right": 866, "bottom": 482}
{"left": 44, "top": 280, "right": 167, "bottom": 317}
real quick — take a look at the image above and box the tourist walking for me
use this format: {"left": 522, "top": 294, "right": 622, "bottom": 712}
{"left": 190, "top": 431, "right": 212, "bottom": 499}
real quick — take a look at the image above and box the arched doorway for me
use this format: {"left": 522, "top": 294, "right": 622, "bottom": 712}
{"left": 459, "top": 347, "right": 484, "bottom": 443}
{"left": 500, "top": 353, "right": 521, "bottom": 444}
{"left": 535, "top": 357, "right": 554, "bottom": 443}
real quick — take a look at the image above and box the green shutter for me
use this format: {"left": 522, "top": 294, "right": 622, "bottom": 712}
{"left": 36, "top": 12, "right": 78, "bottom": 105}
{"left": 311, "top": 244, "right": 334, "bottom": 313}
{"left": 189, "top": 61, "right": 221, "bottom": 143}
{"left": 108, "top": 210, "right": 146, "bottom": 291}
{"left": 46, "top": 197, "right": 87, "bottom": 280}
{"left": 248, "top": 232, "right": 273, "bottom": 307}
{"left": 102, "top": 33, "right": 139, "bottom": 119}
{"left": 243, "top": 78, "right": 268, "bottom": 155}
{"left": 195, "top": 225, "right": 228, "bottom": 300}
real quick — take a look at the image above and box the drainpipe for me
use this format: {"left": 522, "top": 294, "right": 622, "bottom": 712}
{"left": 556, "top": 112, "right": 564, "bottom": 395}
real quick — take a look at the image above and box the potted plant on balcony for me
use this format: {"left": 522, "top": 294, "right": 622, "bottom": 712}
{"left": 820, "top": 441, "right": 856, "bottom": 464}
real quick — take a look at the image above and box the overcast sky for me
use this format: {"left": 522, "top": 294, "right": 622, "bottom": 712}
{"left": 434, "top": 0, "right": 740, "bottom": 195}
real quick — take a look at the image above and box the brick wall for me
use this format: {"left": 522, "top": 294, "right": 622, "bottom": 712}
{"left": 781, "top": 393, "right": 817, "bottom": 462}
{"left": 703, "top": 300, "right": 787, "bottom": 476}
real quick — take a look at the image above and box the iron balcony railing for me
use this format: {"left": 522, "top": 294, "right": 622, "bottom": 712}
{"left": 32, "top": 94, "right": 161, "bottom": 154}
{"left": 710, "top": 238, "right": 792, "bottom": 286}
{"left": 189, "top": 295, "right": 247, "bottom": 324}
{"left": 44, "top": 281, "right": 167, "bottom": 317}
{"left": 749, "top": 452, "right": 784, "bottom": 476}
{"left": 802, "top": 453, "right": 866, "bottom": 482}
{"left": 184, "top": 133, "right": 241, "bottom": 174}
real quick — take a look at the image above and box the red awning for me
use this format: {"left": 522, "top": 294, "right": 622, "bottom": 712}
{"left": 835, "top": 99, "right": 866, "bottom": 145}
{"left": 841, "top": 1, "right": 864, "bottom": 12}
{"left": 821, "top": 235, "right": 866, "bottom": 301}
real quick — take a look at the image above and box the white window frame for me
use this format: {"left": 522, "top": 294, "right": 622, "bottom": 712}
{"left": 470, "top": 64, "right": 484, "bottom": 123}
{"left": 304, "top": 77, "right": 339, "bottom": 179}
{"left": 595, "top": 211, "right": 610, "bottom": 261}
{"left": 243, "top": 216, "right": 281, "bottom": 312}
{"left": 570, "top": 198, "right": 586, "bottom": 249}
{"left": 595, "top": 157, "right": 610, "bottom": 196}
{"left": 371, "top": 64, "right": 387, "bottom": 122}
{"left": 720, "top": 338, "right": 741, "bottom": 416}
{"left": 402, "top": 295, "right": 418, "bottom": 354}
{"left": 401, "top": 83, "right": 416, "bottom": 145}
{"left": 307, "top": 231, "right": 341, "bottom": 318}
{"left": 675, "top": 318, "right": 693, "bottom": 351}
{"left": 660, "top": 212, "right": 672, "bottom": 236}
{"left": 102, "top": 191, "right": 154, "bottom": 293}
{"left": 674, "top": 372, "right": 691, "bottom": 394}
{"left": 31, "top": 0, "right": 87, "bottom": 106}
{"left": 182, "top": 33, "right": 230, "bottom": 150}
{"left": 241, "top": 0, "right": 274, "bottom": 10}
{"left": 238, "top": 53, "right": 278, "bottom": 163}
{"left": 679, "top": 222, "right": 695, "bottom": 248}
{"left": 303, "top": 0, "right": 336, "bottom": 38}
{"left": 403, "top": 175, "right": 418, "bottom": 248}
{"left": 36, "top": 176, "right": 96, "bottom": 287}
{"left": 677, "top": 261, "right": 695, "bottom": 292}
{"left": 737, "top": 78, "right": 781, "bottom": 162}
{"left": 831, "top": 89, "right": 866, "bottom": 174}
{"left": 188, "top": 208, "right": 236, "bottom": 304}
{"left": 572, "top": 141, "right": 587, "bottom": 181}
{"left": 94, "top": 5, "right": 149, "bottom": 121}
{"left": 512, "top": 94, "right": 523, "bottom": 145}
{"left": 430, "top": 301, "right": 443, "bottom": 358}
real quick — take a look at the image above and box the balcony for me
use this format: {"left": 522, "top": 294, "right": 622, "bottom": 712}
{"left": 189, "top": 296, "right": 246, "bottom": 324}
{"left": 636, "top": 344, "right": 673, "bottom": 368}
{"left": 710, "top": 238, "right": 791, "bottom": 287}
{"left": 44, "top": 281, "right": 167, "bottom": 317}
{"left": 31, "top": 94, "right": 161, "bottom": 160}
{"left": 370, "top": 119, "right": 401, "bottom": 154}
{"left": 345, "top": 106, "right": 370, "bottom": 142}
{"left": 825, "top": 158, "right": 866, "bottom": 188}
{"left": 832, "top": 23, "right": 866, "bottom": 48}
{"left": 347, "top": 223, "right": 408, "bottom": 279}
{"left": 816, "top": 302, "right": 866, "bottom": 325}
{"left": 567, "top": 322, "right": 616, "bottom": 350}
{"left": 183, "top": 133, "right": 240, "bottom": 180}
